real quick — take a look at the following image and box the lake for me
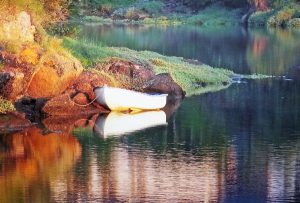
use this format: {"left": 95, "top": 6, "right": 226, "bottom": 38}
{"left": 0, "top": 24, "right": 300, "bottom": 202}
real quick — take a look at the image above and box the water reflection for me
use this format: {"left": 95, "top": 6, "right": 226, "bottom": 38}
{"left": 0, "top": 79, "right": 299, "bottom": 202}
{"left": 247, "top": 28, "right": 300, "bottom": 75}
{"left": 78, "top": 24, "right": 300, "bottom": 76}
{"left": 94, "top": 111, "right": 167, "bottom": 138}
{"left": 0, "top": 127, "right": 81, "bottom": 203}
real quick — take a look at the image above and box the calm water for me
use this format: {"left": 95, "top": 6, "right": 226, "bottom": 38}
{"left": 0, "top": 25, "right": 300, "bottom": 202}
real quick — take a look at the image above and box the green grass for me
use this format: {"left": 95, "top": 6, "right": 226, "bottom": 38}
{"left": 63, "top": 37, "right": 234, "bottom": 96}
{"left": 186, "top": 4, "right": 242, "bottom": 26}
{"left": 0, "top": 97, "right": 15, "bottom": 114}
{"left": 87, "top": 0, "right": 137, "bottom": 8}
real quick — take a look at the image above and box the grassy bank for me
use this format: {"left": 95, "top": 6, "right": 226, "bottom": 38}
{"left": 63, "top": 38, "right": 234, "bottom": 96}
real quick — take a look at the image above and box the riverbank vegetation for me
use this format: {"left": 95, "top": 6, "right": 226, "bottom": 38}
{"left": 70, "top": 0, "right": 300, "bottom": 28}
{"left": 63, "top": 38, "right": 233, "bottom": 96}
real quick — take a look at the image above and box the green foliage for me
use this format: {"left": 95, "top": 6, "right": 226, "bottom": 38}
{"left": 248, "top": 10, "right": 275, "bottom": 26}
{"left": 0, "top": 97, "right": 15, "bottom": 114}
{"left": 249, "top": 2, "right": 300, "bottom": 27}
{"left": 78, "top": 0, "right": 137, "bottom": 8}
{"left": 187, "top": 4, "right": 242, "bottom": 25}
{"left": 47, "top": 23, "right": 80, "bottom": 37}
{"left": 142, "top": 16, "right": 183, "bottom": 25}
{"left": 81, "top": 15, "right": 113, "bottom": 22}
{"left": 287, "top": 18, "right": 300, "bottom": 27}
{"left": 0, "top": 0, "right": 69, "bottom": 24}
{"left": 267, "top": 6, "right": 296, "bottom": 26}
{"left": 270, "top": 0, "right": 294, "bottom": 8}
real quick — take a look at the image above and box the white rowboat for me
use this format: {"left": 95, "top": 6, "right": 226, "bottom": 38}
{"left": 94, "top": 111, "right": 167, "bottom": 138}
{"left": 94, "top": 86, "right": 168, "bottom": 111}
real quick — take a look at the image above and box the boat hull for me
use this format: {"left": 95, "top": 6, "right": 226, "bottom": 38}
{"left": 94, "top": 86, "right": 167, "bottom": 111}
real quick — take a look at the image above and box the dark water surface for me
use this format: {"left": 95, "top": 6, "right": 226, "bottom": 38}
{"left": 1, "top": 25, "right": 300, "bottom": 202}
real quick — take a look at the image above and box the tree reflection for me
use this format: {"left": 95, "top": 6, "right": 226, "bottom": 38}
{"left": 247, "top": 28, "right": 300, "bottom": 75}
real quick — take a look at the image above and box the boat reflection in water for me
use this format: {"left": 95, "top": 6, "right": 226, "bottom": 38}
{"left": 94, "top": 110, "right": 167, "bottom": 138}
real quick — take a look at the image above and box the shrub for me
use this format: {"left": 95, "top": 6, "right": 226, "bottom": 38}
{"left": 287, "top": 18, "right": 300, "bottom": 27}
{"left": 187, "top": 4, "right": 242, "bottom": 26}
{"left": 267, "top": 7, "right": 296, "bottom": 26}
{"left": 0, "top": 97, "right": 15, "bottom": 114}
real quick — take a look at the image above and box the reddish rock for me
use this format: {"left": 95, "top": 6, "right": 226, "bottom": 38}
{"left": 72, "top": 71, "right": 112, "bottom": 101}
{"left": 73, "top": 93, "right": 89, "bottom": 105}
{"left": 108, "top": 59, "right": 155, "bottom": 81}
{"left": 143, "top": 73, "right": 185, "bottom": 98}
{"left": 27, "top": 52, "right": 83, "bottom": 98}
{"left": 42, "top": 93, "right": 108, "bottom": 116}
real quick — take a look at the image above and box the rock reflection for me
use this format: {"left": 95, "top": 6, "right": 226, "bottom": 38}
{"left": 0, "top": 127, "right": 81, "bottom": 203}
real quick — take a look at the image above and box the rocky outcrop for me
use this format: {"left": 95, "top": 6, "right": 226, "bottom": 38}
{"left": 0, "top": 11, "right": 36, "bottom": 43}
{"left": 0, "top": 11, "right": 83, "bottom": 101}
{"left": 26, "top": 52, "right": 83, "bottom": 98}
{"left": 104, "top": 59, "right": 185, "bottom": 98}
{"left": 107, "top": 58, "right": 155, "bottom": 81}
{"left": 42, "top": 93, "right": 108, "bottom": 116}
{"left": 42, "top": 71, "right": 110, "bottom": 116}
{"left": 143, "top": 73, "right": 185, "bottom": 98}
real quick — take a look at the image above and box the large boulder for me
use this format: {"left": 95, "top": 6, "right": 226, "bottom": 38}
{"left": 107, "top": 58, "right": 155, "bottom": 81}
{"left": 42, "top": 93, "right": 108, "bottom": 116}
{"left": 0, "top": 69, "right": 26, "bottom": 100}
{"left": 143, "top": 73, "right": 185, "bottom": 98}
{"left": 26, "top": 52, "right": 83, "bottom": 98}
{"left": 71, "top": 71, "right": 113, "bottom": 100}
{"left": 42, "top": 71, "right": 111, "bottom": 116}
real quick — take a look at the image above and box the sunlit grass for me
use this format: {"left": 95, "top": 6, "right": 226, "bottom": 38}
{"left": 0, "top": 97, "right": 15, "bottom": 114}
